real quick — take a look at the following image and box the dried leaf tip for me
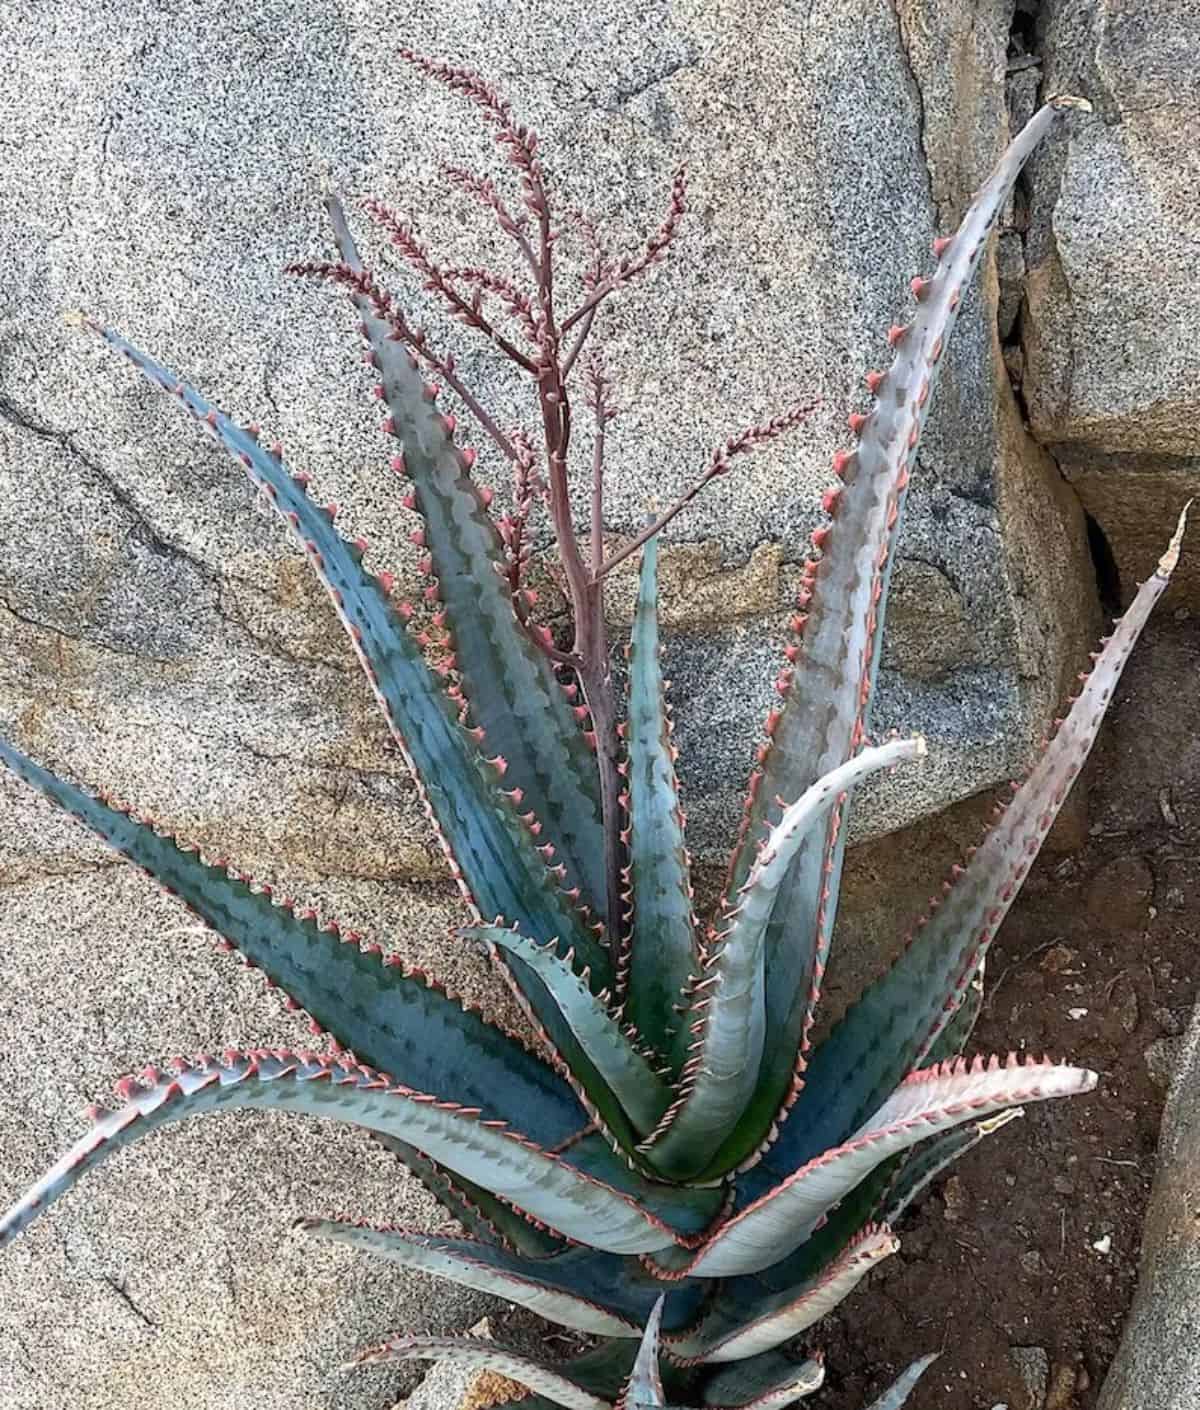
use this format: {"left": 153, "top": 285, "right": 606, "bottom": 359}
{"left": 1047, "top": 93, "right": 1094, "bottom": 114}
{"left": 975, "top": 1107, "right": 1024, "bottom": 1137}
{"left": 1157, "top": 500, "right": 1192, "bottom": 579}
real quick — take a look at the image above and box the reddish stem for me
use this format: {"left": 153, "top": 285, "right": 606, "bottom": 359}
{"left": 596, "top": 398, "right": 821, "bottom": 580}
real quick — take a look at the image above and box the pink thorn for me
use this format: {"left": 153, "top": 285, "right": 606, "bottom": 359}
{"left": 425, "top": 383, "right": 441, "bottom": 401}
{"left": 489, "top": 755, "right": 509, "bottom": 776}
{"left": 326, "top": 503, "right": 339, "bottom": 518}
{"left": 887, "top": 323, "right": 909, "bottom": 347}
{"left": 910, "top": 275, "right": 932, "bottom": 300}
{"left": 355, "top": 536, "right": 369, "bottom": 553}
{"left": 933, "top": 235, "right": 954, "bottom": 258}
{"left": 811, "top": 526, "right": 830, "bottom": 551}
{"left": 391, "top": 454, "right": 408, "bottom": 475}
{"left": 865, "top": 370, "right": 885, "bottom": 394}
{"left": 409, "top": 528, "right": 426, "bottom": 547}
{"left": 821, "top": 486, "right": 841, "bottom": 514}
{"left": 848, "top": 411, "right": 867, "bottom": 435}
{"left": 479, "top": 486, "right": 494, "bottom": 507}
{"left": 378, "top": 570, "right": 395, "bottom": 593}
{"left": 832, "top": 449, "right": 854, "bottom": 478}
{"left": 382, "top": 417, "right": 396, "bottom": 435}
{"left": 442, "top": 413, "right": 457, "bottom": 435}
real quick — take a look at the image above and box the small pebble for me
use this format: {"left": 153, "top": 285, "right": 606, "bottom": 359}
{"left": 1153, "top": 1005, "right": 1187, "bottom": 1036}
{"left": 1046, "top": 1362, "right": 1078, "bottom": 1410}
{"left": 1040, "top": 944, "right": 1077, "bottom": 974}
{"left": 1111, "top": 979, "right": 1139, "bottom": 1034}
{"left": 1092, "top": 1234, "right": 1112, "bottom": 1255}
{"left": 1145, "top": 1036, "right": 1185, "bottom": 1090}
{"left": 1009, "top": 1346, "right": 1049, "bottom": 1410}
{"left": 942, "top": 1175, "right": 970, "bottom": 1224}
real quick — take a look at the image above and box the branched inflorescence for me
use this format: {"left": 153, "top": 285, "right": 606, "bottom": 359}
{"left": 1, "top": 63, "right": 1180, "bottom": 1410}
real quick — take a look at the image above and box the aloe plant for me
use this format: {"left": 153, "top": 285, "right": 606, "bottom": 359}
{"left": 0, "top": 56, "right": 1184, "bottom": 1410}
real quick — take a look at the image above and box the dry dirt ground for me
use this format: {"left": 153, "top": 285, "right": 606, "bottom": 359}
{"left": 816, "top": 620, "right": 1200, "bottom": 1410}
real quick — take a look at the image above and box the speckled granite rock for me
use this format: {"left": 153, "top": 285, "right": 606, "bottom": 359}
{"left": 1097, "top": 1000, "right": 1200, "bottom": 1410}
{"left": 1023, "top": 0, "right": 1200, "bottom": 610}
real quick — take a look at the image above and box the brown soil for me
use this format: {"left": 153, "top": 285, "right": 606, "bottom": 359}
{"left": 818, "top": 620, "right": 1200, "bottom": 1410}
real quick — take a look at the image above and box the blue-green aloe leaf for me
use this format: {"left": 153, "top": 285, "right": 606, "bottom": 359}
{"left": 622, "top": 534, "right": 697, "bottom": 1064}
{"left": 0, "top": 748, "right": 722, "bottom": 1234}
{"left": 349, "top": 1336, "right": 613, "bottom": 1409}
{"left": 864, "top": 1353, "right": 940, "bottom": 1410}
{"left": 294, "top": 1222, "right": 639, "bottom": 1336}
{"left": 350, "top": 1335, "right": 641, "bottom": 1408}
{"left": 70, "top": 320, "right": 670, "bottom": 1155}
{"left": 666, "top": 1225, "right": 899, "bottom": 1363}
{"left": 372, "top": 1133, "right": 566, "bottom": 1258}
{"left": 467, "top": 925, "right": 672, "bottom": 1136}
{"left": 761, "top": 506, "right": 1183, "bottom": 1179}
{"left": 709, "top": 98, "right": 1092, "bottom": 1176}
{"left": 681, "top": 1056, "right": 1092, "bottom": 1277}
{"left": 0, "top": 1051, "right": 689, "bottom": 1255}
{"left": 700, "top": 1352, "right": 825, "bottom": 1408}
{"left": 293, "top": 1220, "right": 707, "bottom": 1336}
{"left": 0, "top": 737, "right": 585, "bottom": 1150}
{"left": 619, "top": 1295, "right": 667, "bottom": 1407}
{"left": 78, "top": 317, "right": 608, "bottom": 984}
{"left": 643, "top": 738, "right": 926, "bottom": 1183}
{"left": 875, "top": 1106, "right": 1021, "bottom": 1229}
{"left": 320, "top": 196, "right": 608, "bottom": 924}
